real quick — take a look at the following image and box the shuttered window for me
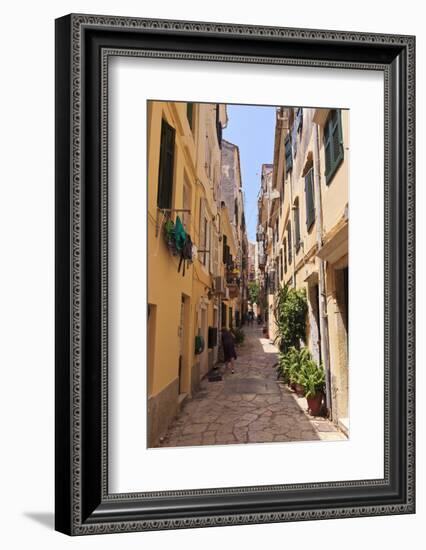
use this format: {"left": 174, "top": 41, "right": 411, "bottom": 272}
{"left": 222, "top": 235, "right": 227, "bottom": 263}
{"left": 285, "top": 134, "right": 293, "bottom": 175}
{"left": 199, "top": 198, "right": 207, "bottom": 266}
{"left": 283, "top": 239, "right": 288, "bottom": 274}
{"left": 206, "top": 223, "right": 212, "bottom": 273}
{"left": 324, "top": 109, "right": 344, "bottom": 184}
{"left": 287, "top": 222, "right": 292, "bottom": 265}
{"left": 182, "top": 181, "right": 191, "bottom": 230}
{"left": 304, "top": 168, "right": 315, "bottom": 230}
{"left": 280, "top": 248, "right": 283, "bottom": 281}
{"left": 157, "top": 119, "right": 175, "bottom": 209}
{"left": 215, "top": 104, "right": 222, "bottom": 148}
{"left": 296, "top": 107, "right": 303, "bottom": 133}
{"left": 294, "top": 199, "right": 301, "bottom": 252}
{"left": 212, "top": 233, "right": 218, "bottom": 276}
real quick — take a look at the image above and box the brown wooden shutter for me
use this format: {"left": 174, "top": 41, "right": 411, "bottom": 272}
{"left": 287, "top": 223, "right": 292, "bottom": 264}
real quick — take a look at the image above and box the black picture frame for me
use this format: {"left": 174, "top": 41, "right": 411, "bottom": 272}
{"left": 55, "top": 13, "right": 415, "bottom": 535}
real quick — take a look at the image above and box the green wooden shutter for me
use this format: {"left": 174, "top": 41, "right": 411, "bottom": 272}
{"left": 285, "top": 134, "right": 293, "bottom": 174}
{"left": 331, "top": 110, "right": 340, "bottom": 162}
{"left": 324, "top": 110, "right": 344, "bottom": 184}
{"left": 305, "top": 169, "right": 315, "bottom": 230}
{"left": 324, "top": 121, "right": 332, "bottom": 176}
{"left": 294, "top": 200, "right": 301, "bottom": 251}
{"left": 157, "top": 119, "right": 175, "bottom": 209}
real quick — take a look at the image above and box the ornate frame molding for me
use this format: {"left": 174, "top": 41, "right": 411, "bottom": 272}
{"left": 55, "top": 14, "right": 415, "bottom": 535}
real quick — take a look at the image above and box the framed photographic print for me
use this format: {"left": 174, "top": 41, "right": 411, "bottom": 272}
{"left": 55, "top": 14, "right": 415, "bottom": 535}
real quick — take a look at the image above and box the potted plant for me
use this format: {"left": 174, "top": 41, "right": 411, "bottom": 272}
{"left": 298, "top": 359, "right": 325, "bottom": 416}
{"left": 280, "top": 347, "right": 303, "bottom": 393}
{"left": 277, "top": 350, "right": 291, "bottom": 383}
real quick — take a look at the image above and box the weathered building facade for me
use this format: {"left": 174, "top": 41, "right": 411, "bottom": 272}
{"left": 257, "top": 106, "right": 349, "bottom": 432}
{"left": 147, "top": 102, "right": 248, "bottom": 446}
{"left": 221, "top": 140, "right": 249, "bottom": 327}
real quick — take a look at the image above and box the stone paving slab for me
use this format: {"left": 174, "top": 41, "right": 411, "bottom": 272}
{"left": 224, "top": 378, "right": 281, "bottom": 395}
{"left": 157, "top": 326, "right": 347, "bottom": 448}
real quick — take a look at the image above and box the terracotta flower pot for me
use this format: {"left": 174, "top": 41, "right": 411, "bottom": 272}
{"left": 307, "top": 392, "right": 323, "bottom": 416}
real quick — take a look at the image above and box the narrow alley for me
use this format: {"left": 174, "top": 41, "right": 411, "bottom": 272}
{"left": 158, "top": 326, "right": 346, "bottom": 448}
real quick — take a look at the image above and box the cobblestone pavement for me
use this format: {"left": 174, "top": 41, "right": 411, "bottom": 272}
{"left": 158, "top": 326, "right": 347, "bottom": 448}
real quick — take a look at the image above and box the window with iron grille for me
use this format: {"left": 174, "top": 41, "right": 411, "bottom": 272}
{"left": 324, "top": 109, "right": 344, "bottom": 184}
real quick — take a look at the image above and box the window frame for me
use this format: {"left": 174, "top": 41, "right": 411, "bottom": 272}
{"left": 157, "top": 117, "right": 176, "bottom": 210}
{"left": 294, "top": 198, "right": 301, "bottom": 252}
{"left": 304, "top": 167, "right": 316, "bottom": 231}
{"left": 324, "top": 109, "right": 344, "bottom": 185}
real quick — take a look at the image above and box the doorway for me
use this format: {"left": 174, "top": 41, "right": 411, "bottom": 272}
{"left": 178, "top": 295, "right": 190, "bottom": 397}
{"left": 147, "top": 303, "right": 157, "bottom": 398}
{"left": 199, "top": 306, "right": 208, "bottom": 378}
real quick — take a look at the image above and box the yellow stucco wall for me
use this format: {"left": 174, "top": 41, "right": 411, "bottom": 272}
{"left": 319, "top": 110, "right": 349, "bottom": 235}
{"left": 148, "top": 102, "right": 197, "bottom": 398}
{"left": 148, "top": 101, "right": 231, "bottom": 404}
{"left": 264, "top": 107, "right": 349, "bottom": 425}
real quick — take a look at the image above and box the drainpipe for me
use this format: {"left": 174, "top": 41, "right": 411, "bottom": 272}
{"left": 313, "top": 123, "right": 332, "bottom": 418}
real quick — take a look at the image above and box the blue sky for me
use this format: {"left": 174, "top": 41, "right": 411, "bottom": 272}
{"left": 223, "top": 104, "right": 276, "bottom": 242}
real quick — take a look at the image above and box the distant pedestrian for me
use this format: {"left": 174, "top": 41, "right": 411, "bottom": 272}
{"left": 221, "top": 326, "right": 237, "bottom": 374}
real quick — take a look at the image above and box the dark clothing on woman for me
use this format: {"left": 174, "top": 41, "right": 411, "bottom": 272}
{"left": 221, "top": 329, "right": 237, "bottom": 362}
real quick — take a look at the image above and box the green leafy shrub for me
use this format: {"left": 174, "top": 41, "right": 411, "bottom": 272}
{"left": 298, "top": 357, "right": 325, "bottom": 398}
{"left": 277, "top": 347, "right": 324, "bottom": 398}
{"left": 248, "top": 281, "right": 260, "bottom": 306}
{"left": 273, "top": 284, "right": 308, "bottom": 352}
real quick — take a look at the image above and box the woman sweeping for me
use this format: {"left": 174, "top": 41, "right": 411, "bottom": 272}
{"left": 221, "top": 326, "right": 237, "bottom": 374}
